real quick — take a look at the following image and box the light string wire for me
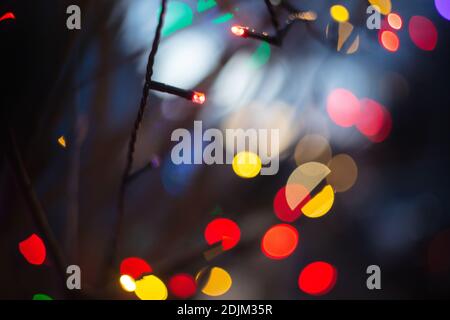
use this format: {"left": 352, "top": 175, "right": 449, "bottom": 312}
{"left": 111, "top": 0, "right": 168, "bottom": 271}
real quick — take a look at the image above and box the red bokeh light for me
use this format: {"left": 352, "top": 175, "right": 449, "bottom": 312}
{"left": 0, "top": 12, "right": 15, "bottom": 23}
{"left": 409, "top": 16, "right": 438, "bottom": 51}
{"left": 120, "top": 257, "right": 152, "bottom": 279}
{"left": 356, "top": 99, "right": 385, "bottom": 137}
{"left": 261, "top": 224, "right": 299, "bottom": 260}
{"left": 380, "top": 30, "right": 400, "bottom": 52}
{"left": 326, "top": 89, "right": 360, "bottom": 128}
{"left": 273, "top": 185, "right": 310, "bottom": 223}
{"left": 204, "top": 218, "right": 241, "bottom": 250}
{"left": 298, "top": 261, "right": 337, "bottom": 296}
{"left": 192, "top": 92, "right": 206, "bottom": 104}
{"left": 168, "top": 273, "right": 197, "bottom": 299}
{"left": 18, "top": 234, "right": 46, "bottom": 265}
{"left": 367, "top": 106, "right": 392, "bottom": 143}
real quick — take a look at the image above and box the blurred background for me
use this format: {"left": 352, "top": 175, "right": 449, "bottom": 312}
{"left": 0, "top": 0, "right": 449, "bottom": 299}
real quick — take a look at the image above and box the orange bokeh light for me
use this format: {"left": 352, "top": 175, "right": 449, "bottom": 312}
{"left": 261, "top": 224, "right": 299, "bottom": 260}
{"left": 380, "top": 30, "right": 400, "bottom": 52}
{"left": 387, "top": 13, "right": 402, "bottom": 30}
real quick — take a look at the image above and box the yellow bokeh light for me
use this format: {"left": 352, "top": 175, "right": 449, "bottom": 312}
{"left": 196, "top": 267, "right": 232, "bottom": 297}
{"left": 232, "top": 151, "right": 262, "bottom": 179}
{"left": 286, "top": 162, "right": 331, "bottom": 210}
{"left": 330, "top": 5, "right": 349, "bottom": 23}
{"left": 120, "top": 274, "right": 137, "bottom": 292}
{"left": 134, "top": 275, "right": 168, "bottom": 300}
{"left": 368, "top": 0, "right": 392, "bottom": 15}
{"left": 58, "top": 136, "right": 66, "bottom": 148}
{"left": 302, "top": 185, "right": 335, "bottom": 218}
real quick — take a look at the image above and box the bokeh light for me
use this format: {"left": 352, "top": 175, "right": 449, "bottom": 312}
{"left": 232, "top": 151, "right": 262, "bottom": 178}
{"left": 368, "top": 0, "right": 392, "bottom": 15}
{"left": 261, "top": 224, "right": 299, "bottom": 260}
{"left": 160, "top": 1, "right": 193, "bottom": 37}
{"left": 120, "top": 257, "right": 152, "bottom": 280}
{"left": 298, "top": 261, "right": 337, "bottom": 296}
{"left": 168, "top": 273, "right": 197, "bottom": 299}
{"left": 301, "top": 185, "right": 335, "bottom": 218}
{"left": 409, "top": 16, "right": 438, "bottom": 51}
{"left": 120, "top": 274, "right": 137, "bottom": 292}
{"left": 435, "top": 0, "right": 450, "bottom": 21}
{"left": 367, "top": 106, "right": 392, "bottom": 143}
{"left": 197, "top": 0, "right": 217, "bottom": 13}
{"left": 204, "top": 218, "right": 241, "bottom": 250}
{"left": 330, "top": 5, "right": 349, "bottom": 23}
{"left": 250, "top": 42, "right": 271, "bottom": 69}
{"left": 196, "top": 267, "right": 232, "bottom": 297}
{"left": 294, "top": 134, "right": 332, "bottom": 165}
{"left": 286, "top": 162, "right": 331, "bottom": 210}
{"left": 0, "top": 12, "right": 15, "bottom": 23}
{"left": 327, "top": 89, "right": 360, "bottom": 127}
{"left": 273, "top": 185, "right": 310, "bottom": 222}
{"left": 387, "top": 13, "right": 403, "bottom": 30}
{"left": 57, "top": 136, "right": 66, "bottom": 148}
{"left": 327, "top": 154, "right": 358, "bottom": 193}
{"left": 380, "top": 30, "right": 400, "bottom": 52}
{"left": 18, "top": 234, "right": 46, "bottom": 265}
{"left": 356, "top": 98, "right": 385, "bottom": 137}
{"left": 32, "top": 294, "right": 53, "bottom": 300}
{"left": 134, "top": 275, "right": 168, "bottom": 300}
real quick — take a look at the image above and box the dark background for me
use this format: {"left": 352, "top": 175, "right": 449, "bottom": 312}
{"left": 0, "top": 0, "right": 449, "bottom": 299}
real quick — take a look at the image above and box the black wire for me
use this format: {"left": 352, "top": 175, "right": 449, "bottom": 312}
{"left": 111, "top": 0, "right": 168, "bottom": 267}
{"left": 264, "top": 0, "right": 280, "bottom": 35}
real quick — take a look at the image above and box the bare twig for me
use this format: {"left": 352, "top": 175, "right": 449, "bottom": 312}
{"left": 6, "top": 127, "right": 67, "bottom": 281}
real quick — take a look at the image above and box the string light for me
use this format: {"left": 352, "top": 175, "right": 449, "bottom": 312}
{"left": 230, "top": 1, "right": 317, "bottom": 47}
{"left": 230, "top": 25, "right": 280, "bottom": 46}
{"left": 192, "top": 91, "right": 206, "bottom": 104}
{"left": 149, "top": 81, "right": 206, "bottom": 105}
{"left": 231, "top": 25, "right": 247, "bottom": 37}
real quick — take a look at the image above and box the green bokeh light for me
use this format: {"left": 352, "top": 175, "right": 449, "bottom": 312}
{"left": 213, "top": 13, "right": 234, "bottom": 24}
{"left": 160, "top": 1, "right": 194, "bottom": 37}
{"left": 33, "top": 294, "right": 53, "bottom": 300}
{"left": 197, "top": 0, "right": 217, "bottom": 13}
{"left": 250, "top": 42, "right": 271, "bottom": 68}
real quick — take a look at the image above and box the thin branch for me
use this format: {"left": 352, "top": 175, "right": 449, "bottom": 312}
{"left": 6, "top": 127, "right": 67, "bottom": 281}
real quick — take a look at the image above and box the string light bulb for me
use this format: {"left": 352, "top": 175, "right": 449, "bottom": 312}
{"left": 231, "top": 25, "right": 247, "bottom": 37}
{"left": 192, "top": 91, "right": 206, "bottom": 104}
{"left": 149, "top": 81, "right": 206, "bottom": 105}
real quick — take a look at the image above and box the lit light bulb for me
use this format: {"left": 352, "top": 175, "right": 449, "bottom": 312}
{"left": 192, "top": 92, "right": 206, "bottom": 104}
{"left": 120, "top": 274, "right": 137, "bottom": 292}
{"left": 231, "top": 25, "right": 246, "bottom": 37}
